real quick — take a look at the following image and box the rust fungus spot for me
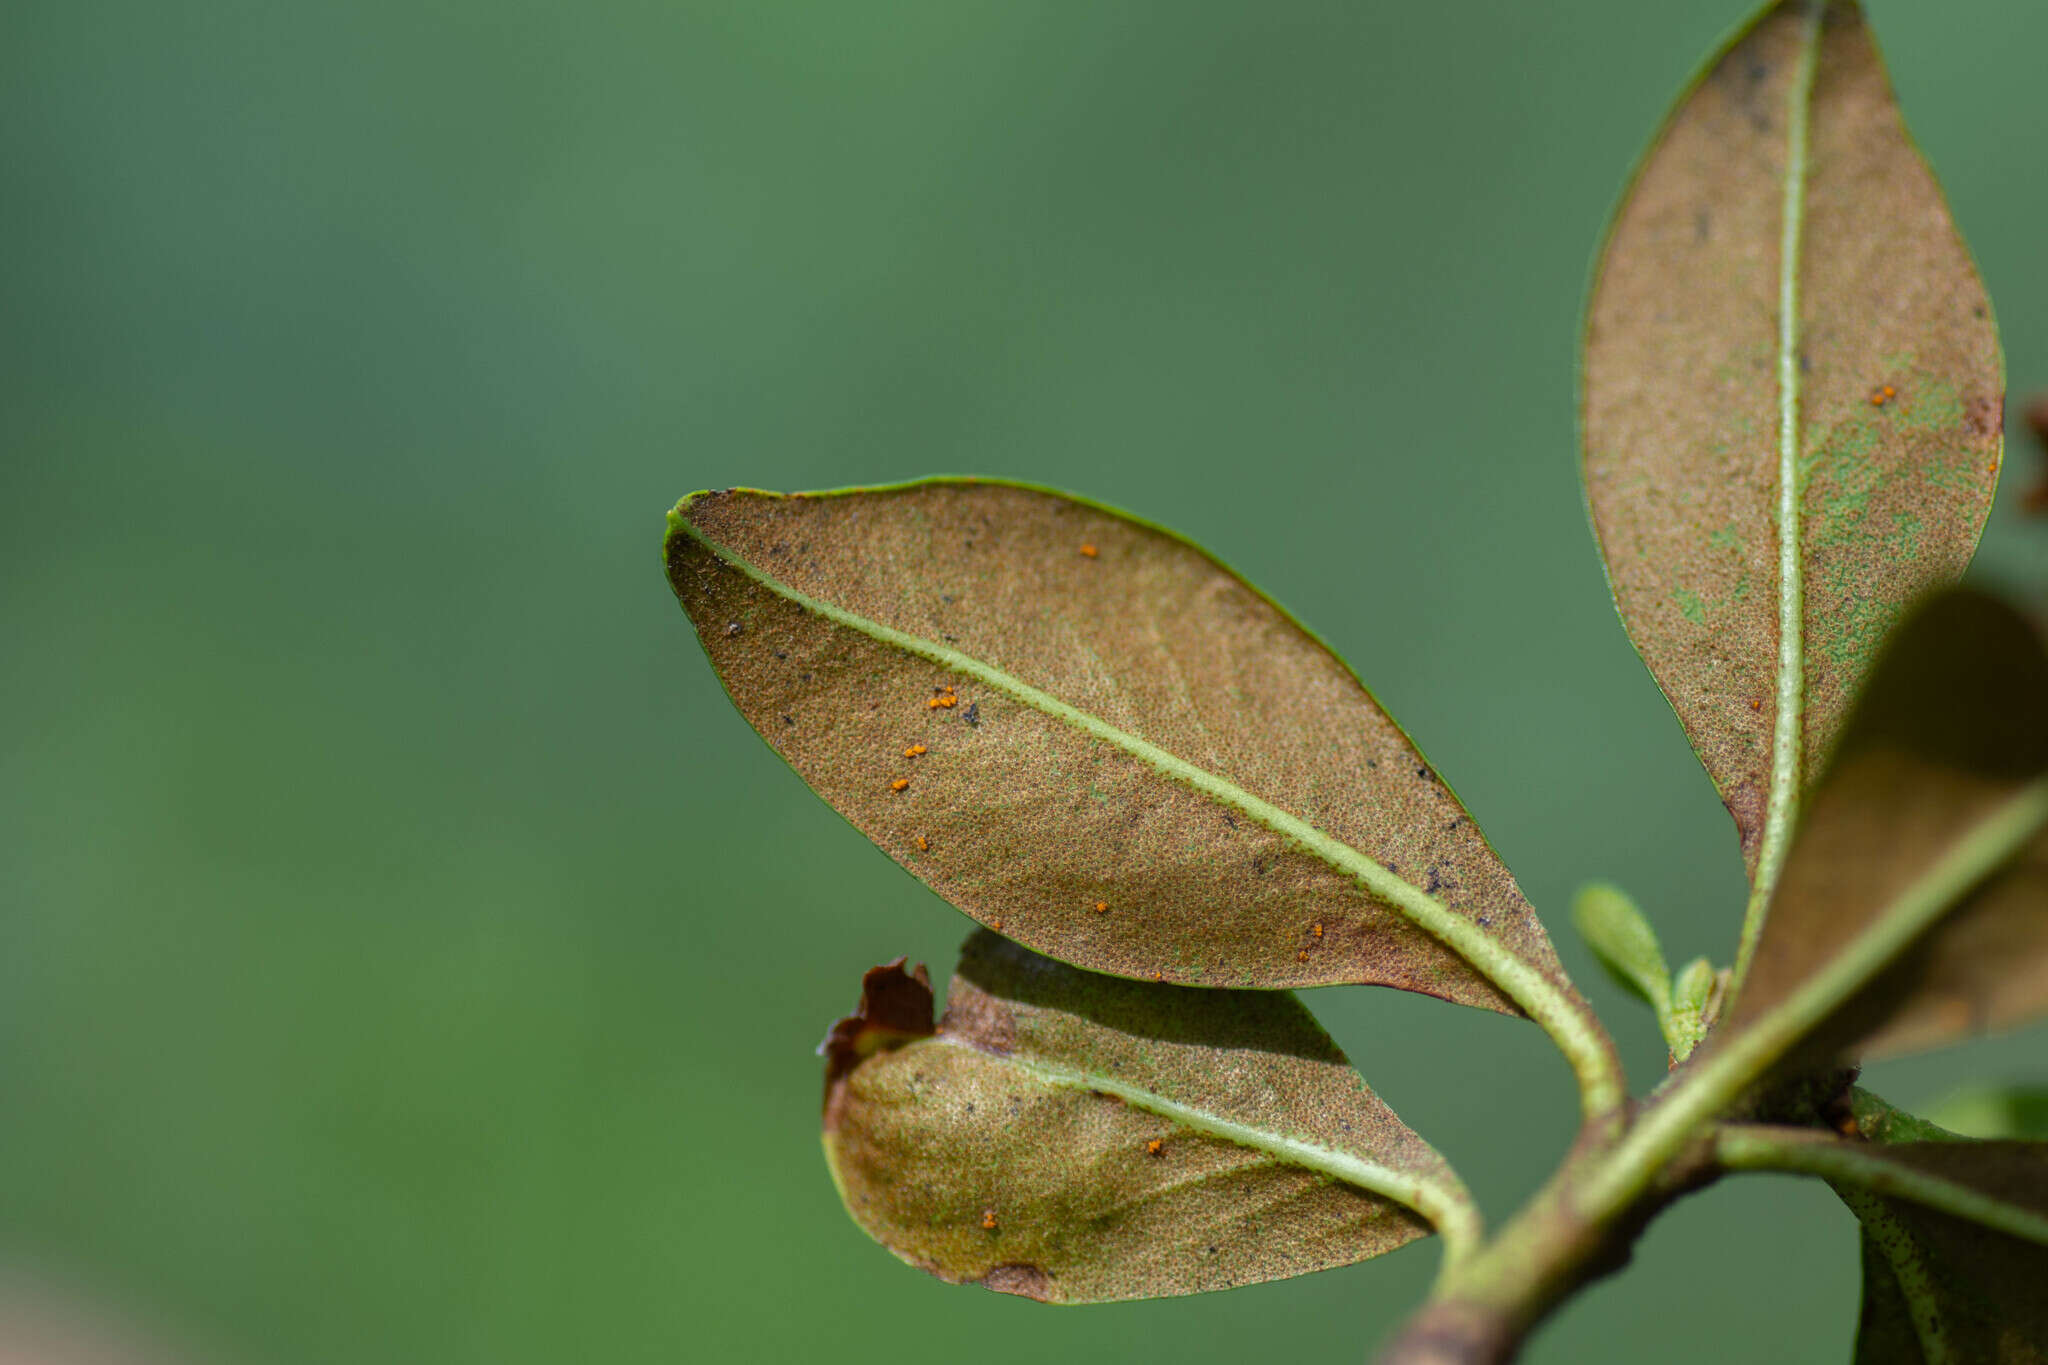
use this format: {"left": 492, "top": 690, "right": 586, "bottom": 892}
{"left": 1869, "top": 386, "right": 1895, "bottom": 408}
{"left": 1311, "top": 922, "right": 1324, "bottom": 939}
{"left": 890, "top": 778, "right": 910, "bottom": 792}
{"left": 1093, "top": 900, "right": 1108, "bottom": 914}
{"left": 1296, "top": 949, "right": 1308, "bottom": 962}
{"left": 981, "top": 1208, "right": 999, "bottom": 1231}
{"left": 990, "top": 918, "right": 1004, "bottom": 931}
{"left": 903, "top": 744, "right": 927, "bottom": 757}
{"left": 1079, "top": 543, "right": 1099, "bottom": 558}
{"left": 1749, "top": 697, "right": 1763, "bottom": 711}
{"left": 927, "top": 692, "right": 959, "bottom": 709}
{"left": 1150, "top": 971, "right": 1164, "bottom": 982}
{"left": 1144, "top": 1139, "right": 1165, "bottom": 1157}
{"left": 915, "top": 835, "right": 929, "bottom": 851}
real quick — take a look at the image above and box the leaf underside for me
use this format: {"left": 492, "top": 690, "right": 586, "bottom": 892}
{"left": 821, "top": 932, "right": 1457, "bottom": 1303}
{"left": 667, "top": 479, "right": 1570, "bottom": 1011}
{"left": 1836, "top": 1112, "right": 2048, "bottom": 1363}
{"left": 1851, "top": 1198, "right": 2048, "bottom": 1365}
{"left": 1726, "top": 590, "right": 2048, "bottom": 1066}
{"left": 1582, "top": 0, "right": 2001, "bottom": 881}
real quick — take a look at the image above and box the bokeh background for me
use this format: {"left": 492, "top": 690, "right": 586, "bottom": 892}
{"left": 6, "top": 1, "right": 2046, "bottom": 1361}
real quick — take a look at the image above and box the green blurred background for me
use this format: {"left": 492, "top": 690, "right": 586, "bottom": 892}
{"left": 5, "top": 1, "right": 2045, "bottom": 1360}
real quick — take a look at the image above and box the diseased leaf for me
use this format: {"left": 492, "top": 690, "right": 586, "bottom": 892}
{"left": 820, "top": 931, "right": 1474, "bottom": 1303}
{"left": 666, "top": 480, "right": 1582, "bottom": 1021}
{"left": 1582, "top": 0, "right": 2001, "bottom": 892}
{"left": 1724, "top": 590, "right": 2048, "bottom": 1066}
{"left": 817, "top": 956, "right": 936, "bottom": 1098}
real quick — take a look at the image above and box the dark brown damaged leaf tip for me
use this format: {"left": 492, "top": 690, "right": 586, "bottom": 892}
{"left": 2021, "top": 392, "right": 2048, "bottom": 516}
{"left": 817, "top": 957, "right": 934, "bottom": 1106}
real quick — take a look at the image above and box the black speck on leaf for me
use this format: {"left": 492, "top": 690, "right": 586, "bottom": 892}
{"left": 964, "top": 702, "right": 980, "bottom": 727}
{"left": 725, "top": 621, "right": 743, "bottom": 637}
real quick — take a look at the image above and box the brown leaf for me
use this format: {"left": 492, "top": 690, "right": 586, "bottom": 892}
{"left": 820, "top": 931, "right": 1471, "bottom": 1303}
{"left": 1850, "top": 1198, "right": 2048, "bottom": 1364}
{"left": 1841, "top": 1108, "right": 2048, "bottom": 1363}
{"left": 1582, "top": 0, "right": 2001, "bottom": 882}
{"left": 1717, "top": 1107, "right": 2048, "bottom": 1361}
{"left": 667, "top": 480, "right": 1576, "bottom": 1016}
{"left": 1726, "top": 589, "right": 2048, "bottom": 1064}
{"left": 816, "top": 957, "right": 934, "bottom": 1102}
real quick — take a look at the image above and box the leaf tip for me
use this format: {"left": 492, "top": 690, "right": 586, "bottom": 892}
{"left": 819, "top": 956, "right": 935, "bottom": 1114}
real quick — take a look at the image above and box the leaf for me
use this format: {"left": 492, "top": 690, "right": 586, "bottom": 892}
{"left": 1665, "top": 957, "right": 1724, "bottom": 1062}
{"left": 666, "top": 480, "right": 1580, "bottom": 1022}
{"left": 817, "top": 956, "right": 937, "bottom": 1099}
{"left": 1570, "top": 882, "right": 1672, "bottom": 1013}
{"left": 820, "top": 931, "right": 1474, "bottom": 1303}
{"left": 1721, "top": 589, "right": 2048, "bottom": 1068}
{"left": 1923, "top": 1086, "right": 2048, "bottom": 1141}
{"left": 1721, "top": 1101, "right": 2048, "bottom": 1363}
{"left": 1845, "top": 1186, "right": 2048, "bottom": 1365}
{"left": 1582, "top": 0, "right": 2002, "bottom": 894}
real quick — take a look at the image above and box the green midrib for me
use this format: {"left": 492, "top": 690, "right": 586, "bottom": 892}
{"left": 1736, "top": 1, "right": 1826, "bottom": 992}
{"left": 675, "top": 511, "right": 1623, "bottom": 1118}
{"left": 934, "top": 1035, "right": 1482, "bottom": 1262}
{"left": 1834, "top": 1185, "right": 1954, "bottom": 1365}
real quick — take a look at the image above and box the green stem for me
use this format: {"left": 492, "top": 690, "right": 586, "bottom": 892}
{"left": 1379, "top": 777, "right": 2048, "bottom": 1362}
{"left": 1715, "top": 1125, "right": 2048, "bottom": 1247}
{"left": 1580, "top": 777, "right": 2048, "bottom": 1218}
